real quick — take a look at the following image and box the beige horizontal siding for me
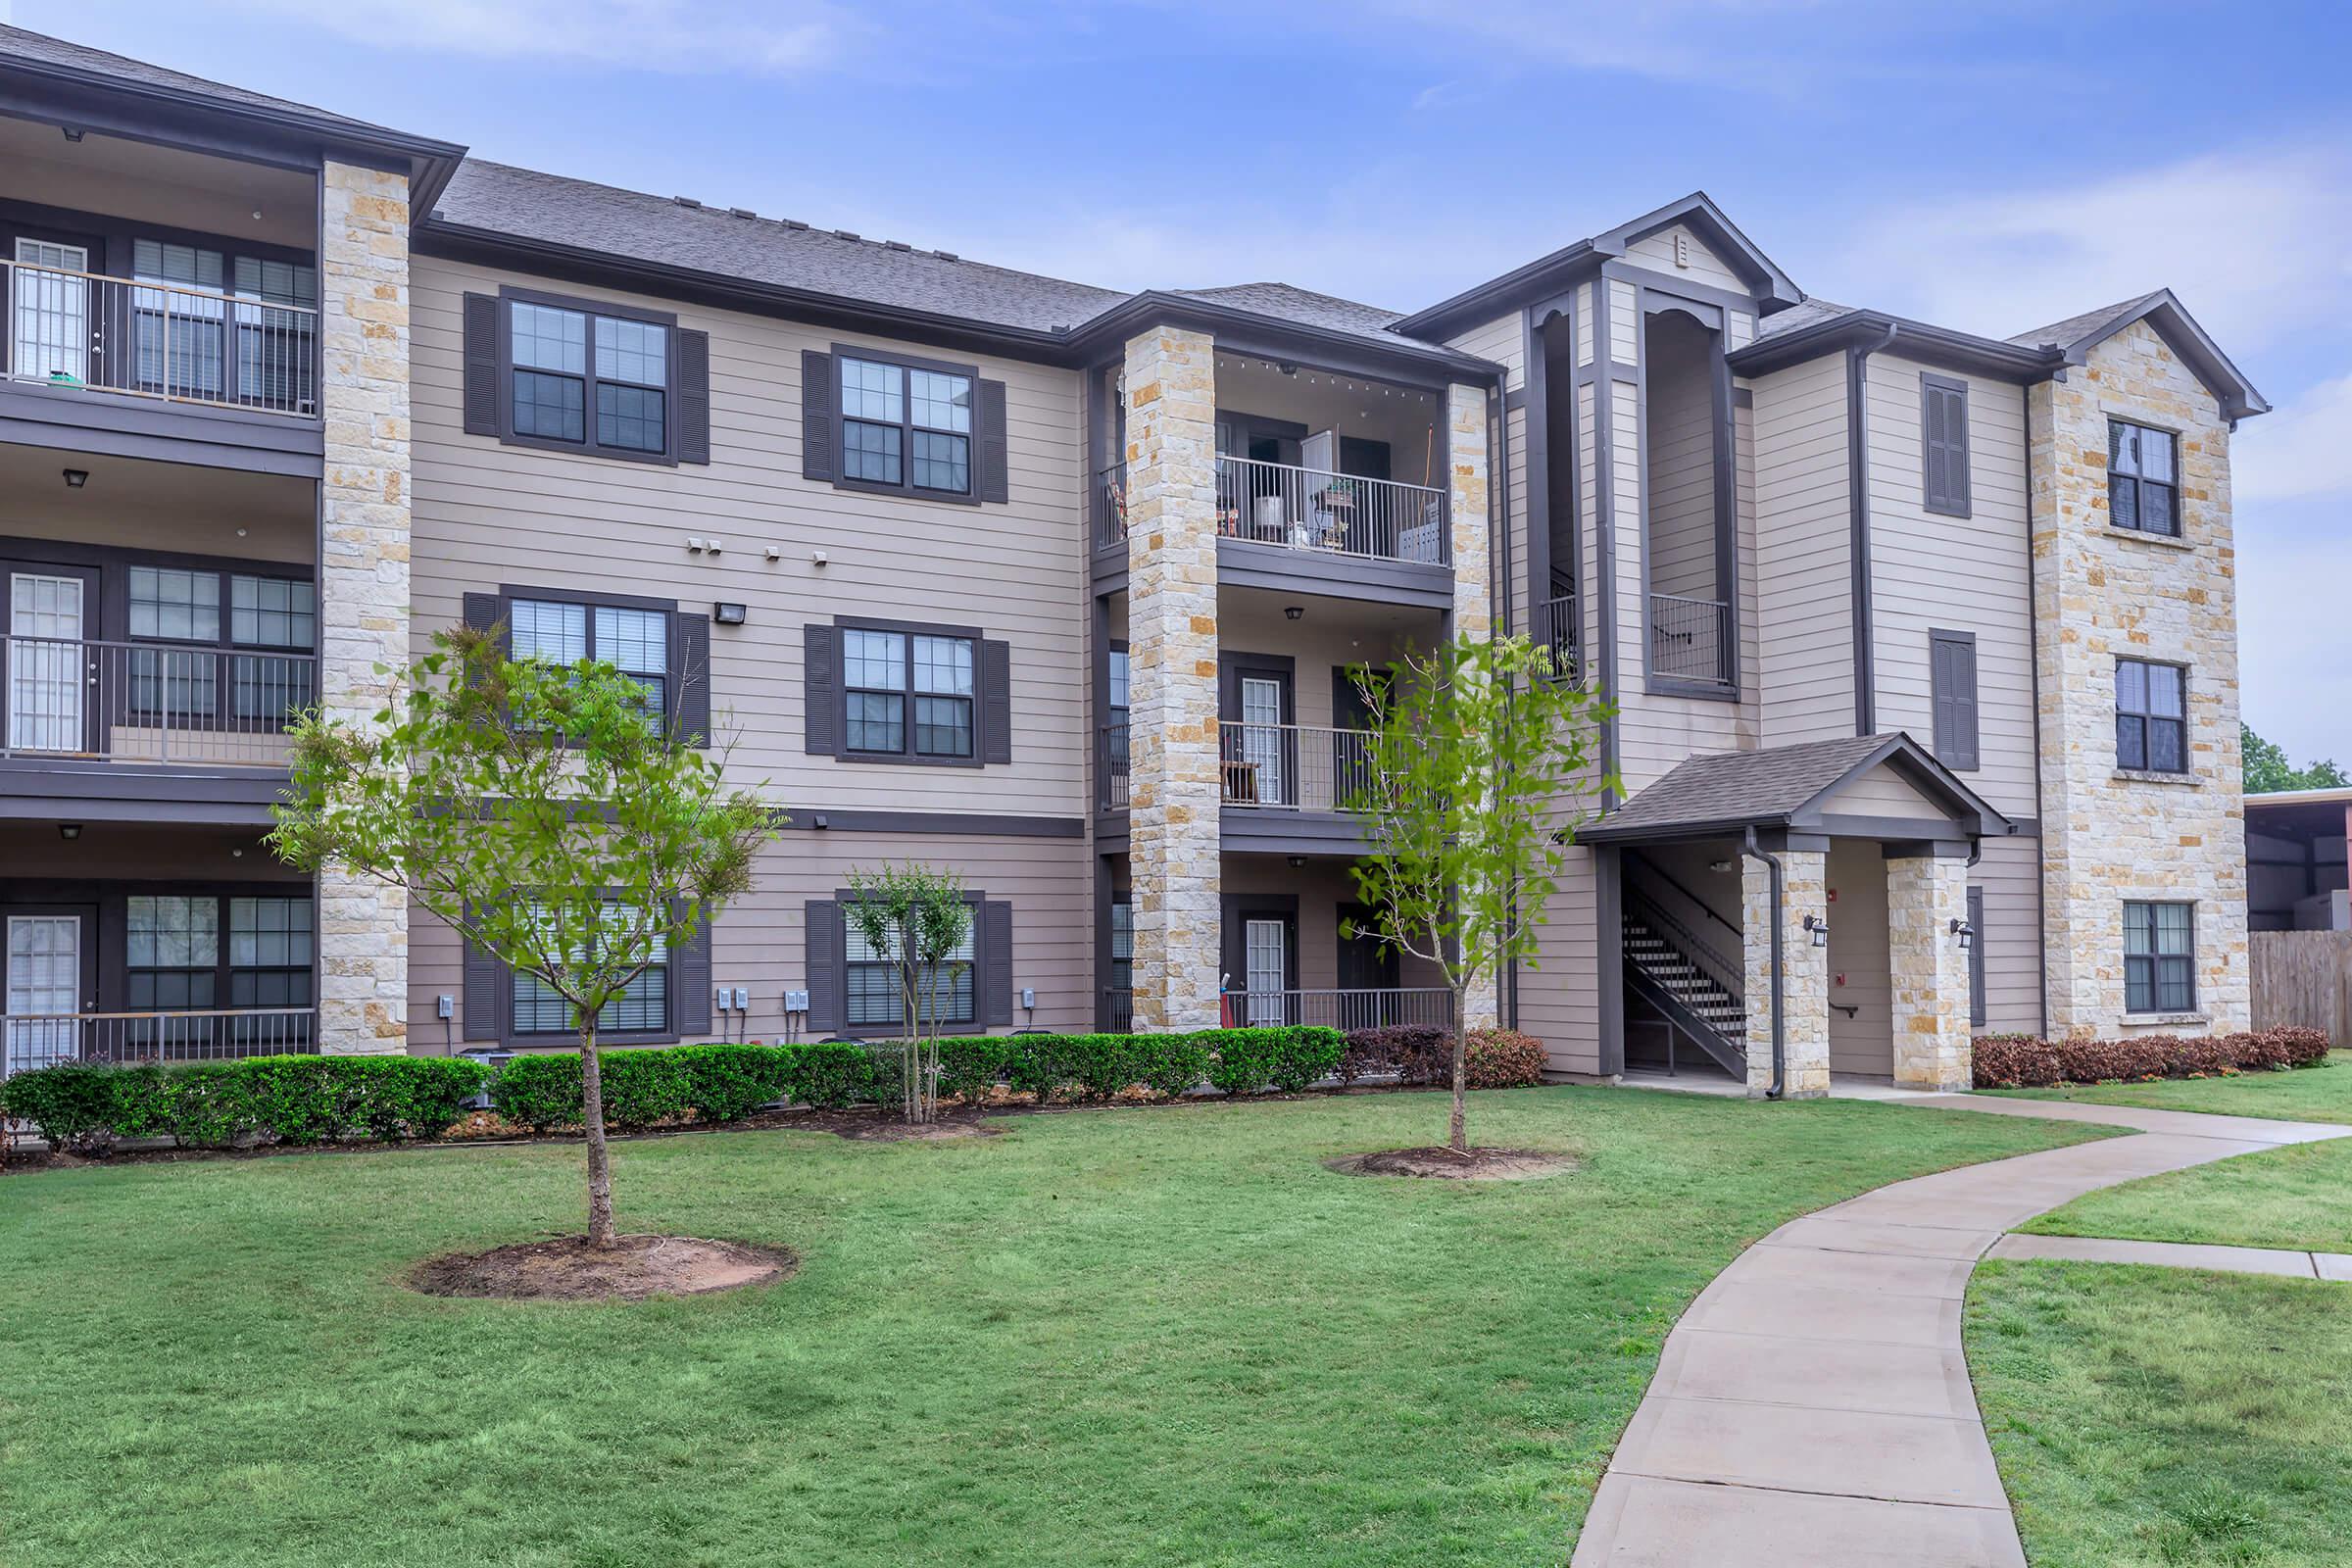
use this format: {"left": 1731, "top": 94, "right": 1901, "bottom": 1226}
{"left": 1974, "top": 833, "right": 2044, "bottom": 1035}
{"left": 1750, "top": 353, "right": 1854, "bottom": 748}
{"left": 1522, "top": 847, "right": 1600, "bottom": 1073}
{"left": 408, "top": 255, "right": 1090, "bottom": 819}
{"left": 1447, "top": 312, "right": 1523, "bottom": 392}
{"left": 1623, "top": 223, "right": 1746, "bottom": 295}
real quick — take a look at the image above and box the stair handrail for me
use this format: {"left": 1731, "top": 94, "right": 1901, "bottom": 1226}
{"left": 1624, "top": 851, "right": 1742, "bottom": 944}
{"left": 1624, "top": 881, "right": 1744, "bottom": 1007}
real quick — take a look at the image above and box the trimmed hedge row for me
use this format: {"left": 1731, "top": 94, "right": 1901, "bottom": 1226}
{"left": 1972, "top": 1026, "right": 2331, "bottom": 1089}
{"left": 1338, "top": 1026, "right": 1548, "bottom": 1090}
{"left": 0, "top": 1054, "right": 488, "bottom": 1155}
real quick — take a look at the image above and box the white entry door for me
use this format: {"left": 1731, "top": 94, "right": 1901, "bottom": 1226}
{"left": 1245, "top": 918, "right": 1287, "bottom": 1025}
{"left": 12, "top": 238, "right": 91, "bottom": 383}
{"left": 1240, "top": 675, "right": 1285, "bottom": 805}
{"left": 8, "top": 572, "right": 85, "bottom": 753}
{"left": 5, "top": 915, "right": 81, "bottom": 1077}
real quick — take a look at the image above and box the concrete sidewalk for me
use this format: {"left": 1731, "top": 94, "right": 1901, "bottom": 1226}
{"left": 1986, "top": 1231, "right": 2352, "bottom": 1281}
{"left": 1569, "top": 1096, "right": 2350, "bottom": 1567}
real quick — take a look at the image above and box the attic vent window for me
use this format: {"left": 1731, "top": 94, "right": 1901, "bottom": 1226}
{"left": 1673, "top": 231, "right": 1690, "bottom": 269}
{"left": 934, "top": 251, "right": 958, "bottom": 261}
{"left": 672, "top": 196, "right": 702, "bottom": 208}
{"left": 729, "top": 207, "right": 758, "bottom": 220}
{"left": 782, "top": 219, "right": 809, "bottom": 230}
{"left": 885, "top": 240, "right": 911, "bottom": 252}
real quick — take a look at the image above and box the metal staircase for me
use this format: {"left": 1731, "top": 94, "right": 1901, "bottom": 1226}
{"left": 1621, "top": 875, "right": 1748, "bottom": 1079}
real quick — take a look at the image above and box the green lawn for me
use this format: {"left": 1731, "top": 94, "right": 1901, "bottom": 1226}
{"left": 0, "top": 1088, "right": 2104, "bottom": 1567}
{"left": 2021, "top": 1137, "right": 2352, "bottom": 1254}
{"left": 1990, "top": 1053, "right": 2352, "bottom": 1124}
{"left": 1969, "top": 1258, "right": 2352, "bottom": 1568}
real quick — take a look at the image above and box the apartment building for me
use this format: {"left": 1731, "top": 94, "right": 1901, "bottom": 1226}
{"left": 0, "top": 28, "right": 2267, "bottom": 1094}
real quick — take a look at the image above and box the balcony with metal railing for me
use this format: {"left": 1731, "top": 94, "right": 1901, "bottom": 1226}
{"left": 1, "top": 636, "right": 317, "bottom": 767}
{"left": 4, "top": 260, "right": 320, "bottom": 418}
{"left": 2, "top": 1006, "right": 316, "bottom": 1078}
{"left": 1647, "top": 592, "right": 1735, "bottom": 689}
{"left": 1093, "top": 456, "right": 1451, "bottom": 596}
{"left": 1218, "top": 720, "right": 1376, "bottom": 814}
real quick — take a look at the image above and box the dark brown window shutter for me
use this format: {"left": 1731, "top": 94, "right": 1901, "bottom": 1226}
{"left": 803, "top": 623, "right": 839, "bottom": 756}
{"left": 677, "top": 328, "right": 711, "bottom": 465}
{"left": 982, "top": 899, "right": 1014, "bottom": 1027}
{"left": 462, "top": 902, "right": 504, "bottom": 1041}
{"left": 674, "top": 902, "right": 712, "bottom": 1037}
{"left": 981, "top": 638, "right": 1011, "bottom": 764}
{"left": 977, "top": 377, "right": 1008, "bottom": 503}
{"left": 674, "top": 612, "right": 711, "bottom": 748}
{"left": 1966, "top": 886, "right": 1987, "bottom": 1028}
{"left": 462, "top": 591, "right": 510, "bottom": 654}
{"left": 802, "top": 350, "right": 836, "bottom": 481}
{"left": 805, "top": 900, "right": 841, "bottom": 1033}
{"left": 463, "top": 293, "right": 501, "bottom": 437}
{"left": 1930, "top": 630, "right": 1979, "bottom": 770}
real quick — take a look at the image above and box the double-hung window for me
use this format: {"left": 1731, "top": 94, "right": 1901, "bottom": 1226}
{"left": 2109, "top": 420, "right": 2180, "bottom": 537}
{"left": 511, "top": 597, "right": 669, "bottom": 720}
{"left": 126, "top": 566, "right": 220, "bottom": 718}
{"left": 228, "top": 897, "right": 315, "bottom": 1008}
{"left": 2115, "top": 658, "right": 2186, "bottom": 774}
{"left": 2124, "top": 901, "right": 2194, "bottom": 1014}
{"left": 839, "top": 353, "right": 973, "bottom": 497}
{"left": 509, "top": 295, "right": 671, "bottom": 460}
{"left": 132, "top": 239, "right": 226, "bottom": 400}
{"left": 124, "top": 565, "right": 316, "bottom": 725}
{"left": 126, "top": 895, "right": 217, "bottom": 1010}
{"left": 512, "top": 902, "right": 669, "bottom": 1036}
{"left": 843, "top": 625, "right": 975, "bottom": 760}
{"left": 843, "top": 906, "right": 977, "bottom": 1030}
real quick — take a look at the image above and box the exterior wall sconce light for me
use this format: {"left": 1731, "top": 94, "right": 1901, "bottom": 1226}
{"left": 1950, "top": 918, "right": 1974, "bottom": 952}
{"left": 1287, "top": 855, "right": 1307, "bottom": 868}
{"left": 1707, "top": 859, "right": 1733, "bottom": 874}
{"left": 712, "top": 603, "right": 748, "bottom": 625}
{"left": 1284, "top": 606, "right": 1304, "bottom": 621}
{"left": 1803, "top": 913, "right": 1829, "bottom": 949}
{"left": 63, "top": 468, "right": 88, "bottom": 489}
{"left": 58, "top": 823, "right": 82, "bottom": 841}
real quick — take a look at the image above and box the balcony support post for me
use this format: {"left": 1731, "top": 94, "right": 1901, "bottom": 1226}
{"left": 1122, "top": 324, "right": 1223, "bottom": 1032}
{"left": 315, "top": 159, "right": 414, "bottom": 1056}
{"left": 1447, "top": 381, "right": 1500, "bottom": 1029}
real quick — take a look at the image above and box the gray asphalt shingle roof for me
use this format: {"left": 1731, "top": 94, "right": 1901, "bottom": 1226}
{"left": 1586, "top": 733, "right": 1908, "bottom": 838}
{"left": 1171, "top": 282, "right": 1423, "bottom": 350}
{"left": 2006, "top": 295, "right": 2159, "bottom": 350}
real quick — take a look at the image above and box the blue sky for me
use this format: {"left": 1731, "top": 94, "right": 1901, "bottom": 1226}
{"left": 14, "top": 0, "right": 2349, "bottom": 762}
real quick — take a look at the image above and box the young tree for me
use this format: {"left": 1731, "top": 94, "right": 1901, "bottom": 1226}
{"left": 269, "top": 627, "right": 776, "bottom": 1250}
{"left": 1342, "top": 632, "right": 1613, "bottom": 1154}
{"left": 843, "top": 861, "right": 974, "bottom": 1123}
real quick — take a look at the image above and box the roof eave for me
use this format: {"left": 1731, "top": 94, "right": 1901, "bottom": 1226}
{"left": 1073, "top": 291, "right": 1504, "bottom": 383}
{"left": 2046, "top": 290, "right": 2271, "bottom": 422}
{"left": 1730, "top": 312, "right": 2058, "bottom": 383}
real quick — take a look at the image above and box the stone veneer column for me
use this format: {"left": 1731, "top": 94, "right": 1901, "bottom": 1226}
{"left": 2031, "top": 321, "right": 2248, "bottom": 1037}
{"left": 1446, "top": 382, "right": 1501, "bottom": 1029}
{"left": 316, "top": 160, "right": 413, "bottom": 1054}
{"left": 1741, "top": 849, "right": 1828, "bottom": 1098}
{"left": 1886, "top": 853, "right": 1972, "bottom": 1091}
{"left": 1123, "top": 326, "right": 1222, "bottom": 1031}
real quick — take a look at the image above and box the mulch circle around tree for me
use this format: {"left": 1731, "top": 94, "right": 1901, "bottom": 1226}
{"left": 1327, "top": 1147, "right": 1580, "bottom": 1181}
{"left": 409, "top": 1234, "right": 798, "bottom": 1302}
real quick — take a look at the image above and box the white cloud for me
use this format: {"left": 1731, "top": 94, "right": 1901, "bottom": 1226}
{"left": 215, "top": 0, "right": 854, "bottom": 73}
{"left": 2237, "top": 506, "right": 2352, "bottom": 761}
{"left": 2237, "top": 374, "right": 2352, "bottom": 504}
{"left": 1833, "top": 146, "right": 2352, "bottom": 348}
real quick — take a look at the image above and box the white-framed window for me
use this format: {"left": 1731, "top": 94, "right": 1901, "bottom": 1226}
{"left": 843, "top": 906, "right": 976, "bottom": 1029}
{"left": 512, "top": 902, "right": 668, "bottom": 1036}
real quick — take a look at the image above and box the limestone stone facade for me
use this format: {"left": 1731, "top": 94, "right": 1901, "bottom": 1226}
{"left": 1742, "top": 849, "right": 1829, "bottom": 1098}
{"left": 1448, "top": 380, "right": 1500, "bottom": 1029}
{"left": 316, "top": 160, "right": 414, "bottom": 1055}
{"left": 1886, "top": 853, "right": 1972, "bottom": 1090}
{"left": 1122, "top": 325, "right": 1222, "bottom": 1031}
{"left": 2031, "top": 320, "right": 2248, "bottom": 1038}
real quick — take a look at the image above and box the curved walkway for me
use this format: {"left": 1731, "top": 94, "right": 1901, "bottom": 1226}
{"left": 1570, "top": 1094, "right": 2352, "bottom": 1568}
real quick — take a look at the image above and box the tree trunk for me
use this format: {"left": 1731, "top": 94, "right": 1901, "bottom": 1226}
{"left": 1449, "top": 992, "right": 1469, "bottom": 1153}
{"left": 578, "top": 1026, "right": 616, "bottom": 1250}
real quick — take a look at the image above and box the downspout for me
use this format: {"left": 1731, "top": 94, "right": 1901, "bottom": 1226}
{"left": 1846, "top": 322, "right": 1898, "bottom": 736}
{"left": 1495, "top": 360, "right": 1519, "bottom": 1029}
{"left": 1740, "top": 826, "right": 1786, "bottom": 1100}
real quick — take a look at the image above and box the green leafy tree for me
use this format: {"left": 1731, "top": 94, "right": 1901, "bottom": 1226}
{"left": 1342, "top": 633, "right": 1613, "bottom": 1153}
{"left": 269, "top": 627, "right": 777, "bottom": 1249}
{"left": 2243, "top": 722, "right": 2349, "bottom": 794}
{"left": 843, "top": 861, "right": 974, "bottom": 1123}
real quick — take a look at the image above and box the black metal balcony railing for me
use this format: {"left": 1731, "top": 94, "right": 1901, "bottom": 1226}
{"left": 1, "top": 636, "right": 317, "bottom": 765}
{"left": 1534, "top": 591, "right": 1580, "bottom": 682}
{"left": 1648, "top": 593, "right": 1734, "bottom": 686}
{"left": 2, "top": 1007, "right": 317, "bottom": 1078}
{"left": 1094, "top": 456, "right": 1449, "bottom": 568}
{"left": 1099, "top": 719, "right": 1130, "bottom": 810}
{"left": 4, "top": 261, "right": 319, "bottom": 416}
{"left": 1219, "top": 721, "right": 1376, "bottom": 812}
{"left": 1220, "top": 988, "right": 1454, "bottom": 1031}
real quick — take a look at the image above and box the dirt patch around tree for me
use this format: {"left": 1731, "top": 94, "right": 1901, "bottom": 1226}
{"left": 1328, "top": 1147, "right": 1580, "bottom": 1181}
{"left": 409, "top": 1234, "right": 798, "bottom": 1302}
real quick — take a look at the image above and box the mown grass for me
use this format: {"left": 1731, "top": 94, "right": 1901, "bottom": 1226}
{"left": 1991, "top": 1052, "right": 2352, "bottom": 1125}
{"left": 0, "top": 1087, "right": 2100, "bottom": 1567}
{"left": 1969, "top": 1258, "right": 2352, "bottom": 1568}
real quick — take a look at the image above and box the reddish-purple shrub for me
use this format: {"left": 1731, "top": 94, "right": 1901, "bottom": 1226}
{"left": 1972, "top": 1025, "right": 2335, "bottom": 1088}
{"left": 1465, "top": 1029, "right": 1547, "bottom": 1089}
{"left": 1338, "top": 1025, "right": 1448, "bottom": 1085}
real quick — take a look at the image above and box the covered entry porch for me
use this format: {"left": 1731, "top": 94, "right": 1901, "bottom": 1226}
{"left": 1581, "top": 734, "right": 2008, "bottom": 1098}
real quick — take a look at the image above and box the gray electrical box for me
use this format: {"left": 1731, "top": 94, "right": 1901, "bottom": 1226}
{"left": 731, "top": 987, "right": 750, "bottom": 1011}
{"left": 1020, "top": 987, "right": 1035, "bottom": 1009}
{"left": 785, "top": 988, "right": 810, "bottom": 1012}
{"left": 435, "top": 994, "right": 455, "bottom": 1020}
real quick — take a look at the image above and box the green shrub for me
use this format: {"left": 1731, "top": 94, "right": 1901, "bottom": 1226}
{"left": 1004, "top": 1034, "right": 1077, "bottom": 1103}
{"left": 790, "top": 1041, "right": 880, "bottom": 1110}
{"left": 938, "top": 1037, "right": 1010, "bottom": 1104}
{"left": 1138, "top": 1036, "right": 1211, "bottom": 1100}
{"left": 0, "top": 1063, "right": 123, "bottom": 1153}
{"left": 674, "top": 1043, "right": 792, "bottom": 1122}
{"left": 490, "top": 1051, "right": 586, "bottom": 1132}
{"left": 161, "top": 1062, "right": 256, "bottom": 1148}
{"left": 596, "top": 1047, "right": 695, "bottom": 1131}
{"left": 1201, "top": 1027, "right": 1345, "bottom": 1096}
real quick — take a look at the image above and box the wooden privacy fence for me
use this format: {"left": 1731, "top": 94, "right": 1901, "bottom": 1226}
{"left": 2250, "top": 931, "right": 2352, "bottom": 1046}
